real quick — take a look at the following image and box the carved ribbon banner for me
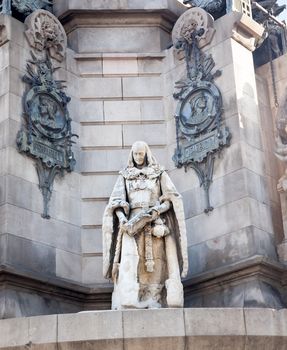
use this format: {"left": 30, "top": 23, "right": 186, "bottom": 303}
{"left": 172, "top": 8, "right": 231, "bottom": 213}
{"left": 17, "top": 10, "right": 78, "bottom": 219}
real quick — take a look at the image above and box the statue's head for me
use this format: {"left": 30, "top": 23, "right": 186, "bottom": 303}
{"left": 128, "top": 141, "right": 158, "bottom": 168}
{"left": 132, "top": 141, "right": 146, "bottom": 167}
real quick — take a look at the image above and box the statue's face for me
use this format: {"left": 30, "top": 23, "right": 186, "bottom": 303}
{"left": 132, "top": 143, "right": 146, "bottom": 167}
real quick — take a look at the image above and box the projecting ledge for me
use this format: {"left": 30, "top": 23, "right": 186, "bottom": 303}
{"left": 53, "top": 0, "right": 187, "bottom": 18}
{"left": 1, "top": 308, "right": 287, "bottom": 350}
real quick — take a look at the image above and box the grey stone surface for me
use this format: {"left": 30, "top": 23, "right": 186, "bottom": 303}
{"left": 123, "top": 308, "right": 185, "bottom": 350}
{"left": 5, "top": 234, "right": 56, "bottom": 277}
{"left": 70, "top": 27, "right": 167, "bottom": 54}
{"left": 187, "top": 226, "right": 277, "bottom": 276}
{"left": 4, "top": 204, "right": 81, "bottom": 254}
{"left": 2, "top": 308, "right": 287, "bottom": 349}
{"left": 54, "top": 0, "right": 186, "bottom": 17}
{"left": 56, "top": 249, "right": 82, "bottom": 283}
{"left": 58, "top": 311, "right": 123, "bottom": 342}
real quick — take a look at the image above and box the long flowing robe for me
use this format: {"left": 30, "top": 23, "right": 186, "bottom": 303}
{"left": 103, "top": 164, "right": 188, "bottom": 309}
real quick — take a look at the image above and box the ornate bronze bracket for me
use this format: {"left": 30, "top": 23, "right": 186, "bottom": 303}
{"left": 172, "top": 8, "right": 231, "bottom": 213}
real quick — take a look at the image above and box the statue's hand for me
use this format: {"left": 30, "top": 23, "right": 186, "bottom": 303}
{"left": 149, "top": 208, "right": 159, "bottom": 221}
{"left": 119, "top": 216, "right": 128, "bottom": 226}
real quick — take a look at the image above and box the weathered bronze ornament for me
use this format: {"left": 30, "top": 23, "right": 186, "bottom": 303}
{"left": 0, "top": 0, "right": 52, "bottom": 17}
{"left": 17, "top": 10, "right": 78, "bottom": 219}
{"left": 172, "top": 8, "right": 231, "bottom": 213}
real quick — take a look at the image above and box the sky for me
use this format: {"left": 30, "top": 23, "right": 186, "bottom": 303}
{"left": 278, "top": 0, "right": 286, "bottom": 22}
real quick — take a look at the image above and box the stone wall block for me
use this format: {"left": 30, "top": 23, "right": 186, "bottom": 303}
{"left": 29, "top": 315, "right": 57, "bottom": 345}
{"left": 81, "top": 125, "right": 122, "bottom": 148}
{"left": 81, "top": 228, "right": 102, "bottom": 255}
{"left": 204, "top": 39, "right": 233, "bottom": 70}
{"left": 103, "top": 57, "right": 138, "bottom": 76}
{"left": 56, "top": 249, "right": 82, "bottom": 282}
{"left": 66, "top": 48, "right": 79, "bottom": 75}
{"left": 185, "top": 308, "right": 245, "bottom": 350}
{"left": 245, "top": 309, "right": 287, "bottom": 349}
{"left": 9, "top": 66, "right": 25, "bottom": 97}
{"left": 241, "top": 142, "right": 265, "bottom": 176}
{"left": 188, "top": 226, "right": 277, "bottom": 276}
{"left": 222, "top": 89, "right": 238, "bottom": 119}
{"left": 123, "top": 309, "right": 185, "bottom": 350}
{"left": 0, "top": 174, "right": 7, "bottom": 206}
{"left": 81, "top": 149, "right": 129, "bottom": 173}
{"left": 186, "top": 197, "right": 252, "bottom": 246}
{"left": 81, "top": 174, "right": 118, "bottom": 199}
{"left": 53, "top": 172, "right": 81, "bottom": 199}
{"left": 0, "top": 94, "right": 9, "bottom": 124}
{"left": 50, "top": 192, "right": 81, "bottom": 227}
{"left": 78, "top": 58, "right": 103, "bottom": 77}
{"left": 5, "top": 204, "right": 81, "bottom": 254}
{"left": 9, "top": 41, "right": 30, "bottom": 72}
{"left": 163, "top": 63, "right": 186, "bottom": 97}
{"left": 82, "top": 256, "right": 106, "bottom": 284}
{"left": 212, "top": 142, "right": 243, "bottom": 180}
{"left": 122, "top": 76, "right": 162, "bottom": 98}
{"left": 81, "top": 200, "right": 107, "bottom": 226}
{"left": 123, "top": 124, "right": 166, "bottom": 147}
{"left": 79, "top": 100, "right": 104, "bottom": 123}
{"left": 0, "top": 42, "right": 9, "bottom": 71}
{"left": 0, "top": 67, "right": 9, "bottom": 97}
{"left": 138, "top": 57, "right": 163, "bottom": 75}
{"left": 0, "top": 148, "right": 8, "bottom": 176}
{"left": 141, "top": 99, "right": 164, "bottom": 120}
{"left": 75, "top": 27, "right": 161, "bottom": 53}
{"left": 104, "top": 100, "right": 141, "bottom": 122}
{"left": 0, "top": 234, "right": 7, "bottom": 264}
{"left": 5, "top": 234, "right": 56, "bottom": 277}
{"left": 0, "top": 317, "right": 29, "bottom": 348}
{"left": 79, "top": 77, "right": 122, "bottom": 99}
{"left": 58, "top": 311, "right": 123, "bottom": 343}
{"left": 214, "top": 64, "right": 236, "bottom": 95}
{"left": 8, "top": 93, "right": 22, "bottom": 123}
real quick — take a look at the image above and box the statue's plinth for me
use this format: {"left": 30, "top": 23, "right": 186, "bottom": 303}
{"left": 1, "top": 308, "right": 287, "bottom": 350}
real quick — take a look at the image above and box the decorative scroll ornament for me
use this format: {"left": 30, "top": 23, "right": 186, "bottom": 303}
{"left": 172, "top": 8, "right": 231, "bottom": 213}
{"left": 0, "top": 0, "right": 52, "bottom": 17}
{"left": 25, "top": 10, "right": 67, "bottom": 62}
{"left": 17, "top": 52, "right": 78, "bottom": 219}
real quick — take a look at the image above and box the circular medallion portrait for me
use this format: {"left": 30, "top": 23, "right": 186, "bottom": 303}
{"left": 179, "top": 84, "right": 221, "bottom": 136}
{"left": 29, "top": 93, "right": 67, "bottom": 139}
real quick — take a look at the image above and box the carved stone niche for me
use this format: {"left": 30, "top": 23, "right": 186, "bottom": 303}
{"left": 25, "top": 9, "right": 67, "bottom": 62}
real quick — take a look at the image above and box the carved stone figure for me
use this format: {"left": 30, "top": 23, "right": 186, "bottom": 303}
{"left": 25, "top": 10, "right": 67, "bottom": 62}
{"left": 103, "top": 141, "right": 188, "bottom": 309}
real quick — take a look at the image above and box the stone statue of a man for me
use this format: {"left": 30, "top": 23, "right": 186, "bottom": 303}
{"left": 103, "top": 141, "right": 188, "bottom": 309}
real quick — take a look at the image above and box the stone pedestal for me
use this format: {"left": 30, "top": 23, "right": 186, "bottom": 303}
{"left": 1, "top": 308, "right": 287, "bottom": 350}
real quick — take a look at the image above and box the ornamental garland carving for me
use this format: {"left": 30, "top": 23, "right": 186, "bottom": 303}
{"left": 25, "top": 10, "right": 67, "bottom": 62}
{"left": 17, "top": 10, "right": 78, "bottom": 219}
{"left": 172, "top": 8, "right": 231, "bottom": 213}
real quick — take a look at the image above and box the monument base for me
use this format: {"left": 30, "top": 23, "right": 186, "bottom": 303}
{"left": 0, "top": 308, "right": 287, "bottom": 350}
